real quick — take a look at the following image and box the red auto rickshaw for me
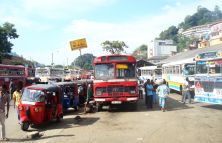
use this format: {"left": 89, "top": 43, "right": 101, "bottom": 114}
{"left": 19, "top": 84, "right": 63, "bottom": 131}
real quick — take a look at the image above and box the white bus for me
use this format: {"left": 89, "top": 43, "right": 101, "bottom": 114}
{"left": 138, "top": 66, "right": 162, "bottom": 82}
{"left": 64, "top": 69, "right": 81, "bottom": 81}
{"left": 35, "top": 67, "right": 64, "bottom": 83}
{"left": 194, "top": 51, "right": 222, "bottom": 104}
{"left": 162, "top": 58, "right": 195, "bottom": 94}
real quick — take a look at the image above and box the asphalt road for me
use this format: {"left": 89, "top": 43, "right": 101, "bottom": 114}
{"left": 4, "top": 93, "right": 222, "bottom": 143}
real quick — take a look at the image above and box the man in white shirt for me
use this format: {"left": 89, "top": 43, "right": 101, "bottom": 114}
{"left": 182, "top": 77, "right": 191, "bottom": 104}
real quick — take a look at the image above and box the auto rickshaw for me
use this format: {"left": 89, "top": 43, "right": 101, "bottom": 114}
{"left": 19, "top": 84, "right": 63, "bottom": 131}
{"left": 55, "top": 82, "right": 79, "bottom": 111}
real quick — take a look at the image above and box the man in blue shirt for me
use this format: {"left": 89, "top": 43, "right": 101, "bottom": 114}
{"left": 146, "top": 79, "right": 154, "bottom": 109}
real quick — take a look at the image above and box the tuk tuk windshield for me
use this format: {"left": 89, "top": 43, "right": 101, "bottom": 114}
{"left": 22, "top": 88, "right": 45, "bottom": 102}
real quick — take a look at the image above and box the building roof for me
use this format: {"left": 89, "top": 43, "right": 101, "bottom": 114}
{"left": 147, "top": 55, "right": 169, "bottom": 61}
{"left": 158, "top": 44, "right": 222, "bottom": 64}
{"left": 136, "top": 59, "right": 155, "bottom": 67}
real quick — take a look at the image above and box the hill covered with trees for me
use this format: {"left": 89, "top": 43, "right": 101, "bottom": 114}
{"left": 158, "top": 5, "right": 222, "bottom": 52}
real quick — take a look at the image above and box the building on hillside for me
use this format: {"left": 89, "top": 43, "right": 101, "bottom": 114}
{"left": 147, "top": 39, "right": 177, "bottom": 63}
{"left": 210, "top": 22, "right": 222, "bottom": 46}
{"left": 180, "top": 24, "right": 211, "bottom": 39}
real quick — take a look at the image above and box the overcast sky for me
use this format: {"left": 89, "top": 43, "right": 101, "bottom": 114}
{"left": 0, "top": 0, "right": 221, "bottom": 65}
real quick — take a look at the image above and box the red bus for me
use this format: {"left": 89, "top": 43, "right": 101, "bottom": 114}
{"left": 0, "top": 64, "right": 26, "bottom": 88}
{"left": 93, "top": 55, "right": 138, "bottom": 110}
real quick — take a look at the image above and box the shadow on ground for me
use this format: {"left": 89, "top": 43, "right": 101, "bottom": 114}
{"left": 201, "top": 104, "right": 222, "bottom": 110}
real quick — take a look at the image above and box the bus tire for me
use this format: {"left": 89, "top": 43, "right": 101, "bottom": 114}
{"left": 96, "top": 103, "right": 102, "bottom": 112}
{"left": 21, "top": 122, "right": 29, "bottom": 131}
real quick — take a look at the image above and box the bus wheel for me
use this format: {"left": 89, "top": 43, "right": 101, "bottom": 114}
{"left": 96, "top": 103, "right": 102, "bottom": 112}
{"left": 21, "top": 122, "right": 29, "bottom": 131}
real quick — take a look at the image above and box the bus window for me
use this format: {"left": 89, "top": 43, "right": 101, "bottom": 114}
{"left": 209, "top": 60, "right": 222, "bottom": 74}
{"left": 116, "top": 63, "right": 135, "bottom": 79}
{"left": 196, "top": 61, "right": 207, "bottom": 74}
{"left": 95, "top": 64, "right": 114, "bottom": 80}
{"left": 184, "top": 64, "right": 195, "bottom": 75}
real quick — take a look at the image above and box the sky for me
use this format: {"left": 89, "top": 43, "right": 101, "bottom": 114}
{"left": 0, "top": 0, "right": 221, "bottom": 65}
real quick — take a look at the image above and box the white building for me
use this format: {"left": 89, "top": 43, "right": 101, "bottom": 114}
{"left": 147, "top": 39, "right": 177, "bottom": 59}
{"left": 180, "top": 24, "right": 211, "bottom": 39}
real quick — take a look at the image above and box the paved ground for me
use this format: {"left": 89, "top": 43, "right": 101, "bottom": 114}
{"left": 4, "top": 93, "right": 222, "bottom": 143}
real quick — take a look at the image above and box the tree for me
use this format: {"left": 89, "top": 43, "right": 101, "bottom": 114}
{"left": 159, "top": 26, "right": 178, "bottom": 42}
{"left": 101, "top": 40, "right": 128, "bottom": 54}
{"left": 71, "top": 53, "right": 95, "bottom": 70}
{"left": 0, "top": 22, "right": 19, "bottom": 63}
{"left": 132, "top": 44, "right": 147, "bottom": 60}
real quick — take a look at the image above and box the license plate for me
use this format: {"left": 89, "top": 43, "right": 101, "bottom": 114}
{"left": 111, "top": 101, "right": 122, "bottom": 104}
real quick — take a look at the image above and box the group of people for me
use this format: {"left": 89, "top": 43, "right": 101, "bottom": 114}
{"left": 139, "top": 77, "right": 192, "bottom": 112}
{"left": 141, "top": 79, "right": 170, "bottom": 112}
{"left": 0, "top": 79, "right": 23, "bottom": 141}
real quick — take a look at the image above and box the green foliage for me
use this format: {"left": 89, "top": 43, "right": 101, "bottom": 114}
{"left": 0, "top": 22, "right": 19, "bottom": 63}
{"left": 179, "top": 5, "right": 222, "bottom": 30}
{"left": 132, "top": 44, "right": 147, "bottom": 60}
{"left": 101, "top": 40, "right": 128, "bottom": 54}
{"left": 71, "top": 53, "right": 95, "bottom": 70}
{"left": 159, "top": 26, "right": 178, "bottom": 43}
{"left": 54, "top": 65, "right": 64, "bottom": 69}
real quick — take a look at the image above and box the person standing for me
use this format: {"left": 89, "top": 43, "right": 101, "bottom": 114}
{"left": 13, "top": 81, "right": 23, "bottom": 123}
{"left": 151, "top": 80, "right": 158, "bottom": 104}
{"left": 146, "top": 79, "right": 154, "bottom": 109}
{"left": 143, "top": 80, "right": 148, "bottom": 105}
{"left": 0, "top": 84, "right": 10, "bottom": 141}
{"left": 156, "top": 79, "right": 170, "bottom": 112}
{"left": 182, "top": 77, "right": 192, "bottom": 104}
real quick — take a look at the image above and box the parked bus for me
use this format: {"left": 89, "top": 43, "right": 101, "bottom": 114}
{"left": 138, "top": 66, "right": 162, "bottom": 82}
{"left": 0, "top": 64, "right": 26, "bottom": 88}
{"left": 64, "top": 69, "right": 80, "bottom": 81}
{"left": 93, "top": 55, "right": 138, "bottom": 111}
{"left": 35, "top": 67, "right": 64, "bottom": 83}
{"left": 194, "top": 51, "right": 222, "bottom": 104}
{"left": 162, "top": 58, "right": 195, "bottom": 94}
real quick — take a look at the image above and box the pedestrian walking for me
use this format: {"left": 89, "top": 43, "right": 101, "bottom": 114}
{"left": 0, "top": 84, "right": 10, "bottom": 141}
{"left": 13, "top": 81, "right": 23, "bottom": 123}
{"left": 156, "top": 79, "right": 170, "bottom": 112}
{"left": 146, "top": 79, "right": 154, "bottom": 109}
{"left": 182, "top": 77, "right": 192, "bottom": 104}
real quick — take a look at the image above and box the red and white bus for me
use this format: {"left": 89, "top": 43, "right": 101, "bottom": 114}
{"left": 0, "top": 64, "right": 26, "bottom": 88}
{"left": 93, "top": 55, "right": 138, "bottom": 110}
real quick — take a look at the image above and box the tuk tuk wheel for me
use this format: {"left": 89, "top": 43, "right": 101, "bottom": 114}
{"left": 21, "top": 122, "right": 29, "bottom": 131}
{"left": 56, "top": 114, "right": 63, "bottom": 122}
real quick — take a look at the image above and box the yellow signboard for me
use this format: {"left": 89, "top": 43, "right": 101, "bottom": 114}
{"left": 116, "top": 64, "right": 128, "bottom": 69}
{"left": 70, "top": 38, "right": 87, "bottom": 51}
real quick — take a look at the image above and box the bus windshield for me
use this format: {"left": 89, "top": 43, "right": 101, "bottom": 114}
{"left": 184, "top": 64, "right": 195, "bottom": 75}
{"left": 116, "top": 63, "right": 135, "bottom": 79}
{"left": 208, "top": 60, "right": 222, "bottom": 74}
{"left": 196, "top": 61, "right": 207, "bottom": 74}
{"left": 95, "top": 64, "right": 114, "bottom": 80}
{"left": 22, "top": 89, "right": 45, "bottom": 102}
